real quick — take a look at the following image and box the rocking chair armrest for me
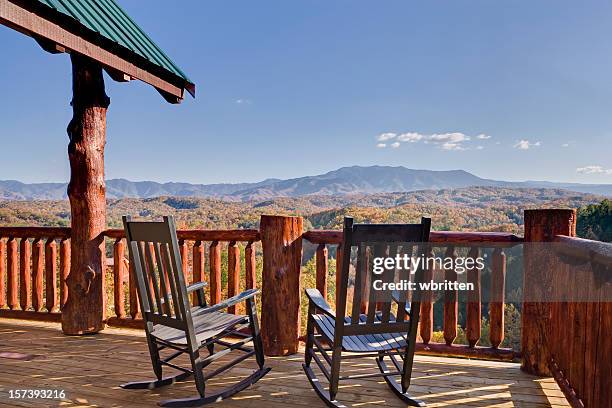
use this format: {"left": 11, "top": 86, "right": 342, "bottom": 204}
{"left": 198, "top": 289, "right": 259, "bottom": 314}
{"left": 305, "top": 288, "right": 335, "bottom": 318}
{"left": 186, "top": 281, "right": 208, "bottom": 293}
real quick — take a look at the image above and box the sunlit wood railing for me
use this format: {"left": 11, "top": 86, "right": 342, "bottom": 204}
{"left": 548, "top": 235, "right": 611, "bottom": 408}
{"left": 102, "top": 228, "right": 261, "bottom": 328}
{"left": 0, "top": 227, "right": 70, "bottom": 321}
{"left": 302, "top": 230, "right": 523, "bottom": 361}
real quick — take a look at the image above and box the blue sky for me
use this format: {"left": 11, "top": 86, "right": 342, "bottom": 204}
{"left": 1, "top": 0, "right": 612, "bottom": 184}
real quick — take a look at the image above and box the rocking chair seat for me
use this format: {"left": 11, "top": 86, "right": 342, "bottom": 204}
{"left": 312, "top": 313, "right": 408, "bottom": 352}
{"left": 152, "top": 311, "right": 248, "bottom": 345}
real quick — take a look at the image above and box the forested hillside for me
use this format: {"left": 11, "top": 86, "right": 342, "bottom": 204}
{"left": 0, "top": 186, "right": 604, "bottom": 234}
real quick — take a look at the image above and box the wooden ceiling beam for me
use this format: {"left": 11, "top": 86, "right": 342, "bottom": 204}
{"left": 0, "top": 0, "right": 184, "bottom": 100}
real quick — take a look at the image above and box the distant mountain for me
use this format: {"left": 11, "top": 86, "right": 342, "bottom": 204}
{"left": 1, "top": 166, "right": 611, "bottom": 200}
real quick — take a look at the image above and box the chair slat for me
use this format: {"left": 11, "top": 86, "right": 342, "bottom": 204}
{"left": 351, "top": 243, "right": 365, "bottom": 324}
{"left": 144, "top": 242, "right": 164, "bottom": 315}
{"left": 153, "top": 242, "right": 172, "bottom": 316}
{"left": 160, "top": 242, "right": 183, "bottom": 320}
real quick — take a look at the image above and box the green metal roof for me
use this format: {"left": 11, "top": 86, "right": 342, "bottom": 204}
{"left": 35, "top": 0, "right": 193, "bottom": 93}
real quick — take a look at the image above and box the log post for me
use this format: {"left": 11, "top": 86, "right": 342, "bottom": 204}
{"left": 7, "top": 237, "right": 17, "bottom": 310}
{"left": 260, "top": 215, "right": 303, "bottom": 356}
{"left": 521, "top": 209, "right": 576, "bottom": 376}
{"left": 19, "top": 238, "right": 31, "bottom": 311}
{"left": 32, "top": 238, "right": 44, "bottom": 312}
{"left": 0, "top": 239, "right": 5, "bottom": 309}
{"left": 192, "top": 240, "right": 205, "bottom": 305}
{"left": 113, "top": 238, "right": 126, "bottom": 319}
{"left": 227, "top": 241, "right": 240, "bottom": 314}
{"left": 443, "top": 245, "right": 458, "bottom": 345}
{"left": 245, "top": 242, "right": 257, "bottom": 290}
{"left": 45, "top": 239, "right": 58, "bottom": 313}
{"left": 209, "top": 241, "right": 221, "bottom": 304}
{"left": 59, "top": 239, "right": 70, "bottom": 309}
{"left": 62, "top": 54, "right": 110, "bottom": 334}
{"left": 490, "top": 248, "right": 506, "bottom": 348}
{"left": 466, "top": 247, "right": 481, "bottom": 348}
{"left": 315, "top": 244, "right": 328, "bottom": 300}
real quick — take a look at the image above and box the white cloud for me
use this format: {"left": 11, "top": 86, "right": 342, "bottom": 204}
{"left": 377, "top": 133, "right": 397, "bottom": 142}
{"left": 514, "top": 140, "right": 541, "bottom": 150}
{"left": 374, "top": 130, "right": 492, "bottom": 151}
{"left": 235, "top": 98, "right": 252, "bottom": 104}
{"left": 396, "top": 132, "right": 423, "bottom": 143}
{"left": 576, "top": 165, "right": 612, "bottom": 175}
{"left": 561, "top": 143, "right": 569, "bottom": 148}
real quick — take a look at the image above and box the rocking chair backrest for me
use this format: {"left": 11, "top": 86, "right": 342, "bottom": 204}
{"left": 335, "top": 217, "right": 431, "bottom": 337}
{"left": 123, "top": 216, "right": 191, "bottom": 332}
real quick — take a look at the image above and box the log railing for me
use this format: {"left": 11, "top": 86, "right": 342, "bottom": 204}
{"left": 0, "top": 227, "right": 71, "bottom": 322}
{"left": 302, "top": 229, "right": 523, "bottom": 361}
{"left": 547, "top": 235, "right": 611, "bottom": 408}
{"left": 102, "top": 228, "right": 261, "bottom": 328}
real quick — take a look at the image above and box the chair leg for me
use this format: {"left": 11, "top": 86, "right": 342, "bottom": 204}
{"left": 190, "top": 350, "right": 206, "bottom": 398}
{"left": 328, "top": 345, "right": 342, "bottom": 401}
{"left": 304, "top": 304, "right": 315, "bottom": 366}
{"left": 146, "top": 335, "right": 163, "bottom": 380}
{"left": 246, "top": 296, "right": 265, "bottom": 369}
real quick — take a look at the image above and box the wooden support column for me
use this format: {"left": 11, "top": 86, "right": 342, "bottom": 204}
{"left": 62, "top": 54, "right": 110, "bottom": 334}
{"left": 521, "top": 209, "right": 576, "bottom": 376}
{"left": 260, "top": 215, "right": 303, "bottom": 356}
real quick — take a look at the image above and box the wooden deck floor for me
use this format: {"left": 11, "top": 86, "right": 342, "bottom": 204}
{"left": 0, "top": 319, "right": 569, "bottom": 408}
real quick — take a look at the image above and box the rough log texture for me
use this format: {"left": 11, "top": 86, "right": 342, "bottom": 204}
{"left": 443, "top": 246, "right": 458, "bottom": 346}
{"left": 113, "top": 239, "right": 126, "bottom": 318}
{"left": 466, "top": 247, "right": 481, "bottom": 348}
{"left": 245, "top": 242, "right": 256, "bottom": 290}
{"left": 19, "top": 238, "right": 31, "bottom": 311}
{"left": 0, "top": 240, "right": 5, "bottom": 309}
{"left": 192, "top": 241, "right": 204, "bottom": 305}
{"left": 45, "top": 240, "right": 58, "bottom": 312}
{"left": 419, "top": 248, "right": 435, "bottom": 345}
{"left": 315, "top": 244, "right": 328, "bottom": 300}
{"left": 227, "top": 241, "right": 240, "bottom": 314}
{"left": 490, "top": 248, "right": 506, "bottom": 348}
{"left": 62, "top": 54, "right": 109, "bottom": 334}
{"left": 31, "top": 239, "right": 44, "bottom": 312}
{"left": 521, "top": 209, "right": 576, "bottom": 376}
{"left": 209, "top": 241, "right": 221, "bottom": 305}
{"left": 60, "top": 239, "right": 70, "bottom": 309}
{"left": 260, "top": 215, "right": 303, "bottom": 356}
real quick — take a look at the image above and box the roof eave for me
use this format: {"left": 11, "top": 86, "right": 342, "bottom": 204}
{"left": 1, "top": 0, "right": 195, "bottom": 103}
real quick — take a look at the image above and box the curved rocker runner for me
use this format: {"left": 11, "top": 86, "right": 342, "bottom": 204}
{"left": 121, "top": 216, "right": 270, "bottom": 407}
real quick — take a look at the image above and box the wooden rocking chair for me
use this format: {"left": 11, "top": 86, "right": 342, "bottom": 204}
{"left": 303, "top": 216, "right": 431, "bottom": 407}
{"left": 121, "top": 216, "right": 270, "bottom": 407}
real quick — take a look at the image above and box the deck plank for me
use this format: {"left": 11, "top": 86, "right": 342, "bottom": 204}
{"left": 0, "top": 319, "right": 569, "bottom": 408}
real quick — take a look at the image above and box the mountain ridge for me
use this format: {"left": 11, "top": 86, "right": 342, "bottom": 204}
{"left": 1, "top": 166, "right": 611, "bottom": 200}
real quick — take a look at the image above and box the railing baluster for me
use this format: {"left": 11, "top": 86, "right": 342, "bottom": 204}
{"left": 31, "top": 238, "right": 44, "bottom": 312}
{"left": 443, "top": 245, "right": 458, "bottom": 346}
{"left": 466, "top": 247, "right": 481, "bottom": 347}
{"left": 419, "top": 247, "right": 435, "bottom": 345}
{"left": 19, "top": 238, "right": 31, "bottom": 311}
{"left": 227, "top": 241, "right": 240, "bottom": 314}
{"left": 192, "top": 240, "right": 204, "bottom": 304}
{"left": 209, "top": 241, "right": 221, "bottom": 305}
{"left": 315, "top": 244, "right": 328, "bottom": 300}
{"left": 0, "top": 239, "right": 5, "bottom": 309}
{"left": 490, "top": 248, "right": 506, "bottom": 348}
{"left": 60, "top": 239, "right": 70, "bottom": 309}
{"left": 113, "top": 238, "right": 126, "bottom": 318}
{"left": 129, "top": 254, "right": 140, "bottom": 319}
{"left": 7, "top": 237, "right": 17, "bottom": 310}
{"left": 245, "top": 241, "right": 256, "bottom": 290}
{"left": 45, "top": 239, "right": 57, "bottom": 312}
{"left": 179, "top": 239, "right": 189, "bottom": 282}
{"left": 335, "top": 242, "right": 343, "bottom": 304}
